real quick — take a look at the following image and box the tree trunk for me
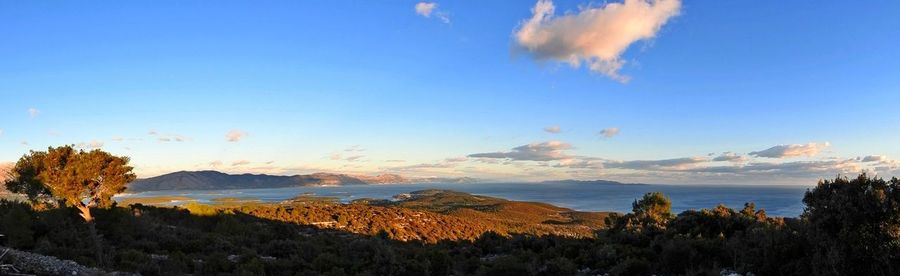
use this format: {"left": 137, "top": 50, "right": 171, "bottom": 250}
{"left": 77, "top": 205, "right": 103, "bottom": 266}
{"left": 77, "top": 205, "right": 93, "bottom": 223}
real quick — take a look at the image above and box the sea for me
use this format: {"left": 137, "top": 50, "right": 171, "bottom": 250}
{"left": 116, "top": 183, "right": 812, "bottom": 217}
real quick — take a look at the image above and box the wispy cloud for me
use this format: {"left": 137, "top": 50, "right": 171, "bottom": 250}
{"left": 226, "top": 129, "right": 248, "bottom": 142}
{"left": 749, "top": 142, "right": 830, "bottom": 158}
{"left": 415, "top": 2, "right": 450, "bottom": 24}
{"left": 149, "top": 130, "right": 189, "bottom": 143}
{"left": 543, "top": 125, "right": 561, "bottom": 133}
{"left": 712, "top": 152, "right": 748, "bottom": 163}
{"left": 329, "top": 152, "right": 366, "bottom": 162}
{"left": 604, "top": 156, "right": 707, "bottom": 170}
{"left": 444, "top": 157, "right": 468, "bottom": 162}
{"left": 345, "top": 155, "right": 364, "bottom": 162}
{"left": 514, "top": 0, "right": 681, "bottom": 82}
{"left": 599, "top": 127, "right": 620, "bottom": 138}
{"left": 344, "top": 145, "right": 365, "bottom": 152}
{"left": 75, "top": 140, "right": 105, "bottom": 150}
{"left": 388, "top": 162, "right": 456, "bottom": 172}
{"left": 157, "top": 134, "right": 189, "bottom": 143}
{"left": 862, "top": 155, "right": 887, "bottom": 162}
{"left": 232, "top": 160, "right": 251, "bottom": 166}
{"left": 469, "top": 140, "right": 572, "bottom": 161}
{"left": 28, "top": 108, "right": 40, "bottom": 118}
{"left": 329, "top": 153, "right": 343, "bottom": 160}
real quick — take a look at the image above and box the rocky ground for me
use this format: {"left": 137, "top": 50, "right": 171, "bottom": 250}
{"left": 0, "top": 246, "right": 132, "bottom": 275}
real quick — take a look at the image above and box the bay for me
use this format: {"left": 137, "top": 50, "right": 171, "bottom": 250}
{"left": 116, "top": 183, "right": 812, "bottom": 217}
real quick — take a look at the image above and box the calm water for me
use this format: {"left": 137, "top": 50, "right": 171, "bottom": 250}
{"left": 117, "top": 183, "right": 812, "bottom": 217}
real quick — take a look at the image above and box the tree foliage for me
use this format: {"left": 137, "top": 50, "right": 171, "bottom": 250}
{"left": 606, "top": 192, "right": 675, "bottom": 238}
{"left": 803, "top": 173, "right": 900, "bottom": 275}
{"left": 4, "top": 145, "right": 136, "bottom": 222}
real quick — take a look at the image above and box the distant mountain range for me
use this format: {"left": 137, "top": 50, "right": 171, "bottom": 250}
{"left": 538, "top": 179, "right": 636, "bottom": 185}
{"left": 127, "top": 170, "right": 477, "bottom": 192}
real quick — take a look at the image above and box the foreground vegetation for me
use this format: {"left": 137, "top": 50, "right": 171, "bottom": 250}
{"left": 0, "top": 174, "right": 896, "bottom": 275}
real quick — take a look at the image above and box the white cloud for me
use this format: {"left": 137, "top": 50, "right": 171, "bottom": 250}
{"left": 209, "top": 160, "right": 223, "bottom": 168}
{"left": 554, "top": 157, "right": 604, "bottom": 169}
{"left": 232, "top": 160, "right": 251, "bottom": 166}
{"left": 20, "top": 141, "right": 28, "bottom": 146}
{"left": 544, "top": 125, "right": 561, "bottom": 133}
{"left": 749, "top": 142, "right": 830, "bottom": 158}
{"left": 226, "top": 129, "right": 247, "bottom": 142}
{"left": 514, "top": 0, "right": 681, "bottom": 82}
{"left": 599, "top": 127, "right": 620, "bottom": 138}
{"left": 148, "top": 130, "right": 158, "bottom": 135}
{"left": 415, "top": 2, "right": 450, "bottom": 23}
{"left": 469, "top": 140, "right": 572, "bottom": 161}
{"left": 28, "top": 108, "right": 40, "bottom": 118}
{"left": 415, "top": 2, "right": 437, "bottom": 17}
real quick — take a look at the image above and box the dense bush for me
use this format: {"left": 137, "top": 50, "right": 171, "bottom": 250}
{"left": 803, "top": 174, "right": 900, "bottom": 275}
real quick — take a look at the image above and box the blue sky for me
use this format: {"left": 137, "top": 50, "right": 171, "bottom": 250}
{"left": 2, "top": 0, "right": 899, "bottom": 184}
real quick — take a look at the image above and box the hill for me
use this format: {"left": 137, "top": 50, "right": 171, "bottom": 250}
{"left": 0, "top": 162, "right": 13, "bottom": 193}
{"left": 127, "top": 170, "right": 475, "bottom": 192}
{"left": 391, "top": 190, "right": 610, "bottom": 233}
